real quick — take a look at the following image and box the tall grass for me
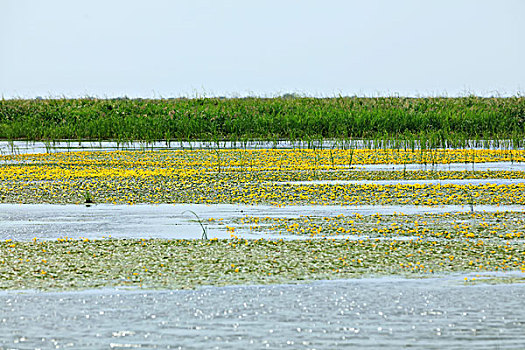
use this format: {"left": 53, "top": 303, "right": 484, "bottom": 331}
{"left": 0, "top": 96, "right": 524, "bottom": 144}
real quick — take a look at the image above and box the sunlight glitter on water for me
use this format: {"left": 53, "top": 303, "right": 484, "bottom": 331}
{"left": 1, "top": 276, "right": 524, "bottom": 349}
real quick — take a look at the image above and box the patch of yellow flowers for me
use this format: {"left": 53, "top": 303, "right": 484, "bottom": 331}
{"left": 1, "top": 149, "right": 524, "bottom": 205}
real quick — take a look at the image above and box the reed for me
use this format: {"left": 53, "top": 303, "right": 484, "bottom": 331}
{"left": 182, "top": 210, "right": 208, "bottom": 239}
{"left": 0, "top": 96, "right": 523, "bottom": 144}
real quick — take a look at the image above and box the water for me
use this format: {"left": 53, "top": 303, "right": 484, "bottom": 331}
{"left": 1, "top": 275, "right": 524, "bottom": 349}
{"left": 1, "top": 140, "right": 524, "bottom": 349}
{"left": 1, "top": 203, "right": 523, "bottom": 241}
{"left": 353, "top": 162, "right": 525, "bottom": 172}
{"left": 0, "top": 140, "right": 341, "bottom": 155}
{"left": 0, "top": 140, "right": 522, "bottom": 156}
{"left": 275, "top": 178, "right": 525, "bottom": 186}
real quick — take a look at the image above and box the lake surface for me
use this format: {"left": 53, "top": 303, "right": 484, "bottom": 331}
{"left": 0, "top": 140, "right": 341, "bottom": 155}
{"left": 1, "top": 203, "right": 523, "bottom": 241}
{"left": 275, "top": 178, "right": 525, "bottom": 186}
{"left": 354, "top": 162, "right": 525, "bottom": 172}
{"left": 1, "top": 141, "right": 524, "bottom": 349}
{"left": 0, "top": 140, "right": 521, "bottom": 155}
{"left": 1, "top": 275, "right": 524, "bottom": 349}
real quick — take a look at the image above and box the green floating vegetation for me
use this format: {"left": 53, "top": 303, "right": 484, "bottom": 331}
{"left": 1, "top": 238, "right": 524, "bottom": 291}
{"left": 235, "top": 211, "right": 525, "bottom": 241}
{"left": 1, "top": 96, "right": 524, "bottom": 144}
{"left": 1, "top": 149, "right": 525, "bottom": 206}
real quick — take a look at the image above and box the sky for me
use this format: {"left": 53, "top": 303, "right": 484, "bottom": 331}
{"left": 1, "top": 0, "right": 523, "bottom": 98}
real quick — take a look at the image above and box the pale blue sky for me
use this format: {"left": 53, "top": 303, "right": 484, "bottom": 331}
{"left": 1, "top": 0, "right": 523, "bottom": 98}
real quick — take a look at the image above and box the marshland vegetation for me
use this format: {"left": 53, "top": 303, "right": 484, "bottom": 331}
{"left": 1, "top": 96, "right": 524, "bottom": 146}
{"left": 2, "top": 235, "right": 524, "bottom": 290}
{"left": 1, "top": 149, "right": 525, "bottom": 206}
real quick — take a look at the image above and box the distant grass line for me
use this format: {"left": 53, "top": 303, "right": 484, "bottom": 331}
{"left": 0, "top": 96, "right": 524, "bottom": 144}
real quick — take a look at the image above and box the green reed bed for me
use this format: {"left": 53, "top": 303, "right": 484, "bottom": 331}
{"left": 1, "top": 96, "right": 524, "bottom": 144}
{"left": 1, "top": 237, "right": 523, "bottom": 291}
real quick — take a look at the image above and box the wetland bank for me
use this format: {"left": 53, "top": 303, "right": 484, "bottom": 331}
{"left": 1, "top": 97, "right": 525, "bottom": 348}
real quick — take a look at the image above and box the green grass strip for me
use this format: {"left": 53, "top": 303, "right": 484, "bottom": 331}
{"left": 1, "top": 96, "right": 524, "bottom": 143}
